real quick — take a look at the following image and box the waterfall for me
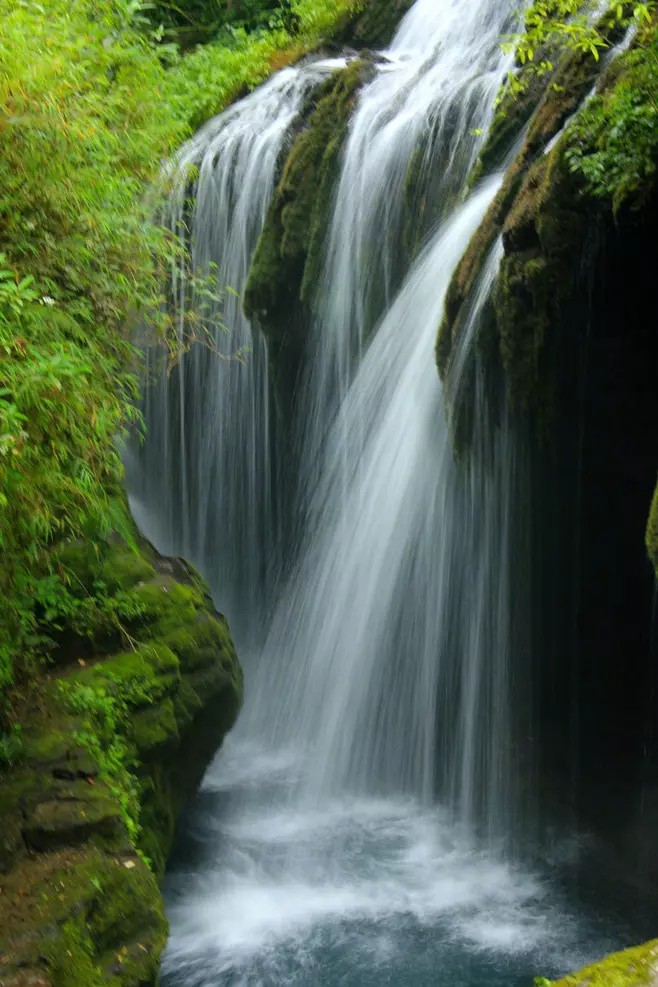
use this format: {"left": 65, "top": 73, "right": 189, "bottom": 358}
{"left": 126, "top": 58, "right": 347, "bottom": 645}
{"left": 128, "top": 1, "right": 618, "bottom": 983}
{"left": 300, "top": 0, "right": 514, "bottom": 484}
{"left": 248, "top": 196, "right": 517, "bottom": 824}
{"left": 237, "top": 0, "right": 523, "bottom": 824}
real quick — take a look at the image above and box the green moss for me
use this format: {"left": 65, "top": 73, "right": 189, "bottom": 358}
{"left": 564, "top": 31, "right": 658, "bottom": 211}
{"left": 476, "top": 62, "right": 553, "bottom": 181}
{"left": 0, "top": 847, "right": 166, "bottom": 986}
{"left": 47, "top": 919, "right": 101, "bottom": 987}
{"left": 489, "top": 149, "right": 590, "bottom": 422}
{"left": 0, "top": 525, "right": 242, "bottom": 982}
{"left": 126, "top": 579, "right": 205, "bottom": 630}
{"left": 523, "top": 40, "right": 603, "bottom": 155}
{"left": 172, "top": 674, "right": 204, "bottom": 728}
{"left": 438, "top": 16, "right": 617, "bottom": 385}
{"left": 23, "top": 784, "right": 125, "bottom": 853}
{"left": 23, "top": 725, "right": 74, "bottom": 764}
{"left": 436, "top": 163, "right": 524, "bottom": 379}
{"left": 131, "top": 698, "right": 179, "bottom": 759}
{"left": 156, "top": 612, "right": 233, "bottom": 669}
{"left": 137, "top": 766, "right": 176, "bottom": 877}
{"left": 488, "top": 32, "right": 657, "bottom": 427}
{"left": 547, "top": 939, "right": 658, "bottom": 985}
{"left": 439, "top": 18, "right": 658, "bottom": 453}
{"left": 75, "top": 643, "right": 180, "bottom": 704}
{"left": 99, "top": 549, "right": 156, "bottom": 593}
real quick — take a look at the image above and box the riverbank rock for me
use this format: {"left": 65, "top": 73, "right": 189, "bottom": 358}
{"left": 0, "top": 536, "right": 243, "bottom": 986}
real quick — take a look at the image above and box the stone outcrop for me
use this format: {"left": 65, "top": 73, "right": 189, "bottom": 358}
{"left": 436, "top": 16, "right": 658, "bottom": 547}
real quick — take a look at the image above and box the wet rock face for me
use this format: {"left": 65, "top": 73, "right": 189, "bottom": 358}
{"left": 244, "top": 58, "right": 374, "bottom": 398}
{"left": 0, "top": 537, "right": 243, "bottom": 987}
{"left": 435, "top": 34, "right": 607, "bottom": 392}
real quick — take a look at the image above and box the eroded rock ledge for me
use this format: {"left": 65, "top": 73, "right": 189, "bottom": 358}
{"left": 0, "top": 537, "right": 242, "bottom": 986}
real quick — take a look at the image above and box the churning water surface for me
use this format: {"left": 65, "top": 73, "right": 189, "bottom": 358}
{"left": 159, "top": 740, "right": 628, "bottom": 987}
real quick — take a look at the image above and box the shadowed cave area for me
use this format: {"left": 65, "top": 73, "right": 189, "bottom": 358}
{"left": 533, "top": 189, "right": 658, "bottom": 909}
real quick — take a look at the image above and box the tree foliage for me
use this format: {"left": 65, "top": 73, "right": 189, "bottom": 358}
{"left": 502, "top": 1, "right": 658, "bottom": 208}
{"left": 503, "top": 0, "right": 655, "bottom": 99}
{"left": 564, "top": 23, "right": 658, "bottom": 209}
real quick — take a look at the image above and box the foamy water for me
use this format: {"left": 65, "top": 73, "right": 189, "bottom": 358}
{"left": 161, "top": 739, "right": 615, "bottom": 987}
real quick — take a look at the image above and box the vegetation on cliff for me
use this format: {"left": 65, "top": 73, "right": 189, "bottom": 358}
{"left": 437, "top": 1, "right": 658, "bottom": 560}
{"left": 0, "top": 0, "right": 364, "bottom": 742}
{"left": 1, "top": 4, "right": 374, "bottom": 976}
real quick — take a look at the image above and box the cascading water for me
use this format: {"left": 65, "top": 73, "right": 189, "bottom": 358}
{"left": 129, "top": 1, "right": 640, "bottom": 984}
{"left": 250, "top": 197, "right": 513, "bottom": 816}
{"left": 126, "top": 58, "right": 347, "bottom": 644}
{"left": 300, "top": 0, "right": 515, "bottom": 483}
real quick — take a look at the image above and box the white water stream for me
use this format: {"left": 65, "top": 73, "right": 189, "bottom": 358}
{"left": 129, "top": 57, "right": 347, "bottom": 643}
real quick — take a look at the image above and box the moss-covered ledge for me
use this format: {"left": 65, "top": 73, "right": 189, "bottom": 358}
{"left": 244, "top": 57, "right": 374, "bottom": 397}
{"left": 437, "top": 17, "right": 658, "bottom": 572}
{"left": 538, "top": 938, "right": 658, "bottom": 985}
{"left": 0, "top": 535, "right": 242, "bottom": 986}
{"left": 438, "top": 13, "right": 658, "bottom": 404}
{"left": 436, "top": 33, "right": 608, "bottom": 383}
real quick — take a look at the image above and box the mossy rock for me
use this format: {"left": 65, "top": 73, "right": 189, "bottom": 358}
{"left": 546, "top": 939, "right": 658, "bottom": 985}
{"left": 476, "top": 1, "right": 633, "bottom": 182}
{"left": 437, "top": 25, "right": 615, "bottom": 385}
{"left": 435, "top": 158, "right": 525, "bottom": 380}
{"left": 74, "top": 643, "right": 181, "bottom": 706}
{"left": 244, "top": 58, "right": 373, "bottom": 395}
{"left": 438, "top": 24, "right": 658, "bottom": 585}
{"left": 54, "top": 538, "right": 155, "bottom": 598}
{"left": 130, "top": 698, "right": 179, "bottom": 761}
{"left": 436, "top": 15, "right": 654, "bottom": 455}
{"left": 0, "top": 847, "right": 166, "bottom": 987}
{"left": 22, "top": 786, "right": 124, "bottom": 853}
{"left": 0, "top": 517, "right": 243, "bottom": 984}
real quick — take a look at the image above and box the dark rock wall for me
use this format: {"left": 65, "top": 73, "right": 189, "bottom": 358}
{"left": 437, "top": 25, "right": 658, "bottom": 891}
{"left": 536, "top": 194, "right": 658, "bottom": 868}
